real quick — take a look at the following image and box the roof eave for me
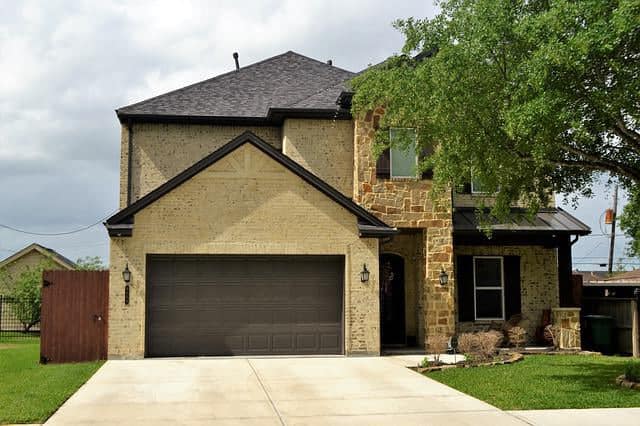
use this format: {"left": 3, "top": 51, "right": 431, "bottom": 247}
{"left": 116, "top": 107, "right": 352, "bottom": 125}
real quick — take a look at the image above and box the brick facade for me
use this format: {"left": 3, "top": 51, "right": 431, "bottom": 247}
{"left": 110, "top": 110, "right": 569, "bottom": 356}
{"left": 108, "top": 143, "right": 380, "bottom": 358}
{"left": 282, "top": 118, "right": 354, "bottom": 197}
{"left": 119, "top": 123, "right": 282, "bottom": 208}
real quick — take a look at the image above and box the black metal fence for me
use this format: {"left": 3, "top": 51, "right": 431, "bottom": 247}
{"left": 0, "top": 295, "right": 40, "bottom": 339}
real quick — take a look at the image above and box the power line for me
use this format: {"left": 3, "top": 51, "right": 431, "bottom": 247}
{"left": 0, "top": 210, "right": 117, "bottom": 236}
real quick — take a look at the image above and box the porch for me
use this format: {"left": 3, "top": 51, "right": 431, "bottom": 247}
{"left": 378, "top": 207, "right": 590, "bottom": 352}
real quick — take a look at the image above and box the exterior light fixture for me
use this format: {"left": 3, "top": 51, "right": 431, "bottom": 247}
{"left": 123, "top": 264, "right": 131, "bottom": 306}
{"left": 122, "top": 264, "right": 131, "bottom": 283}
{"left": 360, "top": 264, "right": 370, "bottom": 283}
{"left": 439, "top": 268, "right": 449, "bottom": 286}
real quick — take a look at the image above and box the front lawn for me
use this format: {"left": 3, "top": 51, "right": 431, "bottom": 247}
{"left": 427, "top": 354, "right": 640, "bottom": 410}
{"left": 0, "top": 339, "right": 103, "bottom": 424}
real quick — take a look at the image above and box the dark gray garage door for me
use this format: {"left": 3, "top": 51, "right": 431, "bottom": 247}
{"left": 145, "top": 255, "right": 344, "bottom": 357}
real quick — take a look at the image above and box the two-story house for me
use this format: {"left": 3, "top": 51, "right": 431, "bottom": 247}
{"left": 105, "top": 51, "right": 589, "bottom": 358}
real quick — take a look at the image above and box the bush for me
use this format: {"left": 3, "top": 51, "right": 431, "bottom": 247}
{"left": 428, "top": 334, "right": 450, "bottom": 364}
{"left": 624, "top": 361, "right": 640, "bottom": 382}
{"left": 457, "top": 333, "right": 478, "bottom": 355}
{"left": 508, "top": 326, "right": 527, "bottom": 349}
{"left": 477, "top": 331, "right": 502, "bottom": 360}
{"left": 420, "top": 357, "right": 430, "bottom": 368}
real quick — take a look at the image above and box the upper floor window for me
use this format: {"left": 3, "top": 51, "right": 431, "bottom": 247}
{"left": 389, "top": 128, "right": 417, "bottom": 178}
{"left": 471, "top": 176, "right": 492, "bottom": 194}
{"left": 375, "top": 128, "right": 433, "bottom": 180}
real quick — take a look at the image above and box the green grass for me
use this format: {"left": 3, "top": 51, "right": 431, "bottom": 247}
{"left": 0, "top": 340, "right": 103, "bottom": 424}
{"left": 427, "top": 354, "right": 640, "bottom": 410}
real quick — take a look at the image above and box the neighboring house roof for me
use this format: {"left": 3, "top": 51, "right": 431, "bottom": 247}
{"left": 583, "top": 269, "right": 640, "bottom": 287}
{"left": 0, "top": 243, "right": 77, "bottom": 271}
{"left": 453, "top": 207, "right": 591, "bottom": 235}
{"left": 573, "top": 270, "right": 609, "bottom": 284}
{"left": 116, "top": 51, "right": 355, "bottom": 124}
{"left": 105, "top": 131, "right": 396, "bottom": 238}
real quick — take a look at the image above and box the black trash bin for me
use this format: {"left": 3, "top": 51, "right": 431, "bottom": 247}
{"left": 584, "top": 315, "right": 615, "bottom": 354}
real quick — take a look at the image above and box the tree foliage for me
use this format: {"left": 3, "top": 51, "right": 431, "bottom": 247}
{"left": 9, "top": 262, "right": 51, "bottom": 332}
{"left": 620, "top": 186, "right": 640, "bottom": 257}
{"left": 352, "top": 0, "right": 639, "bottom": 245}
{"left": 75, "top": 256, "right": 106, "bottom": 271}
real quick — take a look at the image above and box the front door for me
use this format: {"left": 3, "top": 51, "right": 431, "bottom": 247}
{"left": 380, "top": 253, "right": 405, "bottom": 346}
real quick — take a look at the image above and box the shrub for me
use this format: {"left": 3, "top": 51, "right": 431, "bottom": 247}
{"left": 545, "top": 325, "right": 560, "bottom": 349}
{"left": 428, "top": 334, "right": 450, "bottom": 364}
{"left": 624, "top": 361, "right": 640, "bottom": 382}
{"left": 420, "top": 357, "right": 431, "bottom": 368}
{"left": 508, "top": 326, "right": 527, "bottom": 349}
{"left": 477, "top": 331, "right": 502, "bottom": 360}
{"left": 457, "top": 333, "right": 478, "bottom": 355}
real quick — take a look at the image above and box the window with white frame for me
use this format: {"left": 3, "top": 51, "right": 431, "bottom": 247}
{"left": 390, "top": 128, "right": 417, "bottom": 178}
{"left": 473, "top": 256, "right": 505, "bottom": 320}
{"left": 471, "top": 175, "right": 492, "bottom": 194}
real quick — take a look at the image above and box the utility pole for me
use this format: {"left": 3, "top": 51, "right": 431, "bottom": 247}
{"left": 608, "top": 184, "right": 619, "bottom": 274}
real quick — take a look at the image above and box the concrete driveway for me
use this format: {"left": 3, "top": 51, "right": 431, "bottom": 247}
{"left": 46, "top": 357, "right": 526, "bottom": 425}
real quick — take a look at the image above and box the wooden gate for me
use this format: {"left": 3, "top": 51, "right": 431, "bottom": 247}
{"left": 41, "top": 270, "right": 109, "bottom": 363}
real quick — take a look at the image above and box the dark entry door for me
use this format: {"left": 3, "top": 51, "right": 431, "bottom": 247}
{"left": 380, "top": 253, "right": 406, "bottom": 346}
{"left": 146, "top": 255, "right": 344, "bottom": 357}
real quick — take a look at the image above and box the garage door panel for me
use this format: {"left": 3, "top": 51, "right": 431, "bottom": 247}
{"left": 146, "top": 255, "right": 344, "bottom": 357}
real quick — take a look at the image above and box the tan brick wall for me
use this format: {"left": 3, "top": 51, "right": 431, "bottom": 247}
{"left": 353, "top": 109, "right": 455, "bottom": 350}
{"left": 120, "top": 123, "right": 282, "bottom": 207}
{"left": 282, "top": 119, "right": 354, "bottom": 197}
{"left": 455, "top": 245, "right": 559, "bottom": 342}
{"left": 108, "top": 143, "right": 380, "bottom": 358}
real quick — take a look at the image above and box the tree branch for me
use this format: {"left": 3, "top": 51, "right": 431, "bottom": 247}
{"left": 614, "top": 120, "right": 640, "bottom": 153}
{"left": 558, "top": 143, "right": 640, "bottom": 182}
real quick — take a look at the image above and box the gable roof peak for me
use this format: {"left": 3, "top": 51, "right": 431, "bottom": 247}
{"left": 105, "top": 130, "right": 394, "bottom": 238}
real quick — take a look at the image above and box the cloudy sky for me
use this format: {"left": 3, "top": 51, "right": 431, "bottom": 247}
{"left": 0, "top": 0, "right": 634, "bottom": 270}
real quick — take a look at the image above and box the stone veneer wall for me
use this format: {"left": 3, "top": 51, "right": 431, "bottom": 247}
{"left": 551, "top": 307, "right": 581, "bottom": 349}
{"left": 455, "top": 245, "right": 560, "bottom": 342}
{"left": 282, "top": 119, "right": 354, "bottom": 197}
{"left": 109, "top": 143, "right": 380, "bottom": 358}
{"left": 354, "top": 108, "right": 456, "bottom": 349}
{"left": 119, "top": 123, "right": 282, "bottom": 208}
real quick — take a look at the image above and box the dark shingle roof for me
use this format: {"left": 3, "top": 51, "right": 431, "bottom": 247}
{"left": 453, "top": 207, "right": 591, "bottom": 235}
{"left": 117, "top": 51, "right": 355, "bottom": 122}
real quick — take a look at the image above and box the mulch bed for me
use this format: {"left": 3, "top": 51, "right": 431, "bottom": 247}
{"left": 413, "top": 352, "right": 524, "bottom": 373}
{"left": 616, "top": 375, "right": 640, "bottom": 390}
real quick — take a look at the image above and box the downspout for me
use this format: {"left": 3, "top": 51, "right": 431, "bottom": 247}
{"left": 126, "top": 122, "right": 133, "bottom": 206}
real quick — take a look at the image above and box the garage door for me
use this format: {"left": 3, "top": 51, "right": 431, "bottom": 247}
{"left": 146, "top": 255, "right": 344, "bottom": 357}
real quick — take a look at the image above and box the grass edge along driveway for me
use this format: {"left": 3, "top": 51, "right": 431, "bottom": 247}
{"left": 427, "top": 354, "right": 640, "bottom": 410}
{"left": 0, "top": 339, "right": 103, "bottom": 424}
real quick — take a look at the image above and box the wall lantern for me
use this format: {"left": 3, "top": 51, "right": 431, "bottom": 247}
{"left": 123, "top": 264, "right": 131, "bottom": 306}
{"left": 439, "top": 268, "right": 449, "bottom": 286}
{"left": 360, "top": 264, "right": 370, "bottom": 283}
{"left": 122, "top": 264, "right": 132, "bottom": 283}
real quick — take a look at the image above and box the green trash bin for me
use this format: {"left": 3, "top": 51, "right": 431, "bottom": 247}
{"left": 584, "top": 315, "right": 615, "bottom": 354}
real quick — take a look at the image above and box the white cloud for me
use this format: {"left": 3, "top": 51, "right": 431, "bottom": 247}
{"left": 1, "top": 0, "right": 627, "bottom": 269}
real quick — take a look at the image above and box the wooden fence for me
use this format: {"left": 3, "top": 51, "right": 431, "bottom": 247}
{"left": 40, "top": 270, "right": 109, "bottom": 363}
{"left": 582, "top": 297, "right": 639, "bottom": 355}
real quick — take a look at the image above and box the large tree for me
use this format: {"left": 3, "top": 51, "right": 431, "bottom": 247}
{"left": 352, "top": 0, "right": 639, "bottom": 248}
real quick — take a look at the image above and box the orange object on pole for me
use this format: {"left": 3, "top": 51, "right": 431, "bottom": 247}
{"left": 605, "top": 208, "right": 614, "bottom": 224}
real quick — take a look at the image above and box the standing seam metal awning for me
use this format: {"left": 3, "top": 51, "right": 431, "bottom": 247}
{"left": 453, "top": 207, "right": 591, "bottom": 235}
